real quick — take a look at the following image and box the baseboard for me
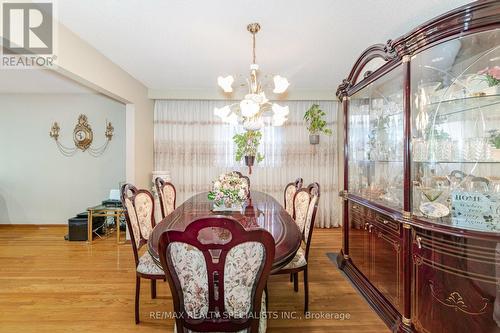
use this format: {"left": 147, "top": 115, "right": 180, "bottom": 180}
{"left": 0, "top": 224, "right": 66, "bottom": 227}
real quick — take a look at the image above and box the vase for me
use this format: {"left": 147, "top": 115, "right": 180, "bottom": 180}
{"left": 245, "top": 156, "right": 255, "bottom": 166}
{"left": 483, "top": 85, "right": 500, "bottom": 96}
{"left": 309, "top": 134, "right": 320, "bottom": 145}
{"left": 213, "top": 203, "right": 243, "bottom": 212}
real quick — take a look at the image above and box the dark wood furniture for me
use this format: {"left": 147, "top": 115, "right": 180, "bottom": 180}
{"left": 283, "top": 177, "right": 303, "bottom": 217}
{"left": 336, "top": 2, "right": 500, "bottom": 332}
{"left": 149, "top": 191, "right": 302, "bottom": 273}
{"left": 273, "top": 184, "right": 320, "bottom": 313}
{"left": 120, "top": 184, "right": 165, "bottom": 324}
{"left": 155, "top": 178, "right": 177, "bottom": 219}
{"left": 158, "top": 216, "right": 274, "bottom": 333}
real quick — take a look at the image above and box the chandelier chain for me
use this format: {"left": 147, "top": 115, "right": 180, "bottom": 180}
{"left": 252, "top": 30, "right": 256, "bottom": 64}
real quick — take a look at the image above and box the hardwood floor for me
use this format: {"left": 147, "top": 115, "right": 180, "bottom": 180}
{"left": 0, "top": 225, "right": 388, "bottom": 332}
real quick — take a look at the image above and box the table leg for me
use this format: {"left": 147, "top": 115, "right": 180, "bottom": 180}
{"left": 87, "top": 210, "right": 93, "bottom": 244}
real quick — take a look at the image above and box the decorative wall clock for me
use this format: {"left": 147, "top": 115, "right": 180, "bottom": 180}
{"left": 49, "top": 114, "right": 114, "bottom": 157}
{"left": 73, "top": 115, "right": 93, "bottom": 151}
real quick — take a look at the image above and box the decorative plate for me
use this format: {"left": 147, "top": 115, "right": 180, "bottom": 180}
{"left": 419, "top": 202, "right": 450, "bottom": 218}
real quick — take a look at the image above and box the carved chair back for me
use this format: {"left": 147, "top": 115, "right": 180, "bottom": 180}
{"left": 292, "top": 185, "right": 320, "bottom": 261}
{"left": 121, "top": 183, "right": 156, "bottom": 266}
{"left": 284, "top": 177, "right": 303, "bottom": 217}
{"left": 158, "top": 216, "right": 275, "bottom": 333}
{"left": 307, "top": 182, "right": 320, "bottom": 197}
{"left": 155, "top": 177, "right": 176, "bottom": 219}
{"left": 304, "top": 183, "right": 320, "bottom": 260}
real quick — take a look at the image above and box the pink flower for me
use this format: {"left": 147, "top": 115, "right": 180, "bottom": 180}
{"left": 488, "top": 66, "right": 500, "bottom": 80}
{"left": 478, "top": 66, "right": 500, "bottom": 80}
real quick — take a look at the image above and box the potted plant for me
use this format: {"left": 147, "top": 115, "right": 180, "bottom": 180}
{"left": 304, "top": 104, "right": 332, "bottom": 144}
{"left": 233, "top": 130, "right": 264, "bottom": 174}
{"left": 488, "top": 129, "right": 500, "bottom": 160}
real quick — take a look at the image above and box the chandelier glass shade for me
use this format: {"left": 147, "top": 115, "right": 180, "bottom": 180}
{"left": 214, "top": 23, "right": 289, "bottom": 131}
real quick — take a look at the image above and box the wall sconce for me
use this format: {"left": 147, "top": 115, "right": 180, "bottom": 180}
{"left": 49, "top": 114, "right": 114, "bottom": 157}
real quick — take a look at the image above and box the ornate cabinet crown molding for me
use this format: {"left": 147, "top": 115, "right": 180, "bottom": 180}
{"left": 336, "top": 0, "right": 500, "bottom": 99}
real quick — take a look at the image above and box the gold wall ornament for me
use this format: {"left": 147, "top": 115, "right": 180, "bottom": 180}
{"left": 73, "top": 114, "right": 93, "bottom": 151}
{"left": 49, "top": 114, "right": 114, "bottom": 157}
{"left": 49, "top": 122, "right": 60, "bottom": 140}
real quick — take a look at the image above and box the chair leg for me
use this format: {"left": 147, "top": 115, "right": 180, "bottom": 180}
{"left": 135, "top": 276, "right": 141, "bottom": 324}
{"left": 151, "top": 280, "right": 157, "bottom": 299}
{"left": 293, "top": 272, "right": 299, "bottom": 292}
{"left": 264, "top": 283, "right": 269, "bottom": 310}
{"left": 304, "top": 268, "right": 309, "bottom": 313}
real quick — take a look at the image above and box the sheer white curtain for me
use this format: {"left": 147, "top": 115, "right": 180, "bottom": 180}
{"left": 154, "top": 99, "right": 341, "bottom": 227}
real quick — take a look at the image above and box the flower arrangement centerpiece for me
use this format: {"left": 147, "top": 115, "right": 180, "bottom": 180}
{"left": 208, "top": 172, "right": 249, "bottom": 211}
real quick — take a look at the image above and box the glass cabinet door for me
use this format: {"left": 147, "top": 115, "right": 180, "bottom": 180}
{"left": 348, "top": 66, "right": 404, "bottom": 210}
{"left": 410, "top": 29, "right": 500, "bottom": 232}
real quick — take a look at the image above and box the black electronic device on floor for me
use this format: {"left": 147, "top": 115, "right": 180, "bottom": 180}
{"left": 66, "top": 214, "right": 105, "bottom": 241}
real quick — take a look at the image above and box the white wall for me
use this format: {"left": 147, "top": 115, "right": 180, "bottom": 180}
{"left": 0, "top": 93, "right": 126, "bottom": 224}
{"left": 55, "top": 23, "right": 154, "bottom": 189}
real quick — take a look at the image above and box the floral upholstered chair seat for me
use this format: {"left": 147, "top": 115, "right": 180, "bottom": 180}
{"left": 281, "top": 247, "right": 307, "bottom": 270}
{"left": 137, "top": 251, "right": 164, "bottom": 275}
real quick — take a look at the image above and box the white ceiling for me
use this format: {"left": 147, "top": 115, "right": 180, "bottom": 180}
{"left": 56, "top": 0, "right": 470, "bottom": 95}
{"left": 0, "top": 69, "right": 95, "bottom": 94}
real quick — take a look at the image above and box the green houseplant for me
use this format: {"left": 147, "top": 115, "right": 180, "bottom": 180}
{"left": 488, "top": 129, "right": 500, "bottom": 161}
{"left": 304, "top": 104, "right": 332, "bottom": 144}
{"left": 233, "top": 130, "right": 264, "bottom": 174}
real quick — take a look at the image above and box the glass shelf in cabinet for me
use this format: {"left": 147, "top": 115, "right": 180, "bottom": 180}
{"left": 351, "top": 159, "right": 403, "bottom": 163}
{"left": 413, "top": 160, "right": 500, "bottom": 164}
{"left": 412, "top": 213, "right": 500, "bottom": 233}
{"left": 419, "top": 94, "right": 500, "bottom": 115}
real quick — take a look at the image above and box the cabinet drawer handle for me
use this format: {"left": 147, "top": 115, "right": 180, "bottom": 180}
{"left": 364, "top": 223, "right": 370, "bottom": 230}
{"left": 369, "top": 224, "right": 374, "bottom": 233}
{"left": 416, "top": 236, "right": 422, "bottom": 249}
{"left": 353, "top": 205, "right": 358, "bottom": 210}
{"left": 383, "top": 220, "right": 389, "bottom": 225}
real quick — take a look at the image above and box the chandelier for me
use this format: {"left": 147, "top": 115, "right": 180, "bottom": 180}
{"left": 214, "top": 23, "right": 290, "bottom": 131}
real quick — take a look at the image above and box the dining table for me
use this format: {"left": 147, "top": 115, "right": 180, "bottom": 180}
{"left": 148, "top": 191, "right": 302, "bottom": 272}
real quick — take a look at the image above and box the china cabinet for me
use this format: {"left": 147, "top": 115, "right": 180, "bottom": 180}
{"left": 336, "top": 1, "right": 500, "bottom": 332}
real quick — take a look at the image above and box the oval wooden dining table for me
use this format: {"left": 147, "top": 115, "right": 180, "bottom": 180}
{"left": 148, "top": 191, "right": 302, "bottom": 272}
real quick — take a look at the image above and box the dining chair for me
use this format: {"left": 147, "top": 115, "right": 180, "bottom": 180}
{"left": 273, "top": 184, "right": 319, "bottom": 313}
{"left": 283, "top": 177, "right": 303, "bottom": 217}
{"left": 158, "top": 216, "right": 275, "bottom": 333}
{"left": 155, "top": 177, "right": 176, "bottom": 219}
{"left": 233, "top": 171, "right": 251, "bottom": 190}
{"left": 121, "top": 183, "right": 165, "bottom": 324}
